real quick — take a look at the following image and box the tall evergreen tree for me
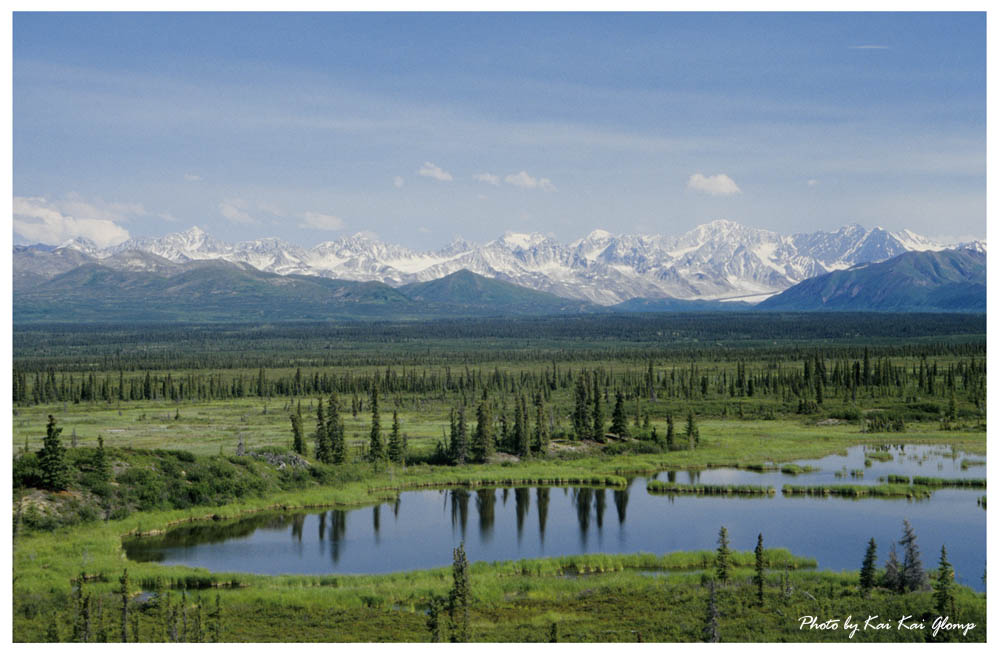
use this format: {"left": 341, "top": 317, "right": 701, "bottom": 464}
{"left": 900, "top": 519, "right": 928, "bottom": 592}
{"left": 368, "top": 387, "right": 384, "bottom": 465}
{"left": 934, "top": 545, "right": 956, "bottom": 617}
{"left": 572, "top": 375, "right": 590, "bottom": 440}
{"left": 686, "top": 411, "right": 699, "bottom": 448}
{"left": 592, "top": 375, "right": 605, "bottom": 442}
{"left": 610, "top": 391, "right": 630, "bottom": 438}
{"left": 313, "top": 398, "right": 329, "bottom": 463}
{"left": 118, "top": 568, "right": 129, "bottom": 643}
{"left": 39, "top": 415, "right": 70, "bottom": 491}
{"left": 471, "top": 403, "right": 493, "bottom": 463}
{"left": 327, "top": 393, "right": 346, "bottom": 464}
{"left": 883, "top": 543, "right": 901, "bottom": 592}
{"left": 511, "top": 397, "right": 529, "bottom": 457}
{"left": 426, "top": 597, "right": 444, "bottom": 643}
{"left": 753, "top": 533, "right": 766, "bottom": 605}
{"left": 457, "top": 407, "right": 470, "bottom": 464}
{"left": 388, "top": 410, "right": 403, "bottom": 464}
{"left": 517, "top": 395, "right": 531, "bottom": 458}
{"left": 666, "top": 414, "right": 675, "bottom": 450}
{"left": 533, "top": 401, "right": 549, "bottom": 455}
{"left": 716, "top": 526, "right": 731, "bottom": 584}
{"left": 94, "top": 435, "right": 111, "bottom": 483}
{"left": 290, "top": 412, "right": 305, "bottom": 456}
{"left": 703, "top": 581, "right": 720, "bottom": 643}
{"left": 860, "top": 538, "right": 878, "bottom": 597}
{"left": 448, "top": 542, "right": 471, "bottom": 643}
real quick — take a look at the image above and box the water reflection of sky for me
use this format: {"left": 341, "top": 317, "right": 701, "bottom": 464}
{"left": 127, "top": 445, "right": 986, "bottom": 591}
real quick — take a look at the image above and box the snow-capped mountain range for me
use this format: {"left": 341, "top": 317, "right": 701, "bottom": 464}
{"left": 51, "top": 220, "right": 984, "bottom": 305}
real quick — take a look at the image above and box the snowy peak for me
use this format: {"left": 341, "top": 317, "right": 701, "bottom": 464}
{"left": 493, "top": 231, "right": 553, "bottom": 251}
{"left": 24, "top": 221, "right": 973, "bottom": 306}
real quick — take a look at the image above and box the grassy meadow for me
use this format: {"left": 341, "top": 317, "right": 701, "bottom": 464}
{"left": 11, "top": 316, "right": 987, "bottom": 642}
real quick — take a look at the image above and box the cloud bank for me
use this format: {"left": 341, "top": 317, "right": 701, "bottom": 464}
{"left": 687, "top": 173, "right": 742, "bottom": 196}
{"left": 505, "top": 171, "right": 555, "bottom": 191}
{"left": 13, "top": 196, "right": 131, "bottom": 247}
{"left": 300, "top": 211, "right": 345, "bottom": 231}
{"left": 418, "top": 162, "right": 453, "bottom": 181}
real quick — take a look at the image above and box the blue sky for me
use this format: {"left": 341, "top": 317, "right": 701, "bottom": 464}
{"left": 13, "top": 12, "right": 986, "bottom": 249}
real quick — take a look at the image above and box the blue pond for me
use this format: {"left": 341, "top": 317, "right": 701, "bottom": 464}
{"left": 124, "top": 444, "right": 986, "bottom": 590}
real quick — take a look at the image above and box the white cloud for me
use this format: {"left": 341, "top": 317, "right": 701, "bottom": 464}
{"left": 300, "top": 211, "right": 346, "bottom": 231}
{"left": 393, "top": 176, "right": 405, "bottom": 188}
{"left": 418, "top": 161, "right": 453, "bottom": 182}
{"left": 505, "top": 171, "right": 556, "bottom": 191}
{"left": 474, "top": 172, "right": 501, "bottom": 186}
{"left": 418, "top": 226, "right": 430, "bottom": 233}
{"left": 183, "top": 173, "right": 203, "bottom": 182}
{"left": 686, "top": 173, "right": 742, "bottom": 196}
{"left": 807, "top": 179, "right": 819, "bottom": 187}
{"left": 13, "top": 196, "right": 131, "bottom": 247}
{"left": 353, "top": 230, "right": 380, "bottom": 241}
{"left": 59, "top": 192, "right": 146, "bottom": 223}
{"left": 219, "top": 200, "right": 256, "bottom": 224}
{"left": 159, "top": 211, "right": 179, "bottom": 223}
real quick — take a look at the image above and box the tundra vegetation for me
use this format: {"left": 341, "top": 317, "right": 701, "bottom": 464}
{"left": 11, "top": 314, "right": 986, "bottom": 641}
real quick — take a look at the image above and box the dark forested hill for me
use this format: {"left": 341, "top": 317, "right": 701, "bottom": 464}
{"left": 398, "top": 269, "right": 592, "bottom": 314}
{"left": 14, "top": 259, "right": 595, "bottom": 323}
{"left": 756, "top": 248, "right": 986, "bottom": 312}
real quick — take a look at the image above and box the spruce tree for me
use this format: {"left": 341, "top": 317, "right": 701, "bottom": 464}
{"left": 39, "top": 415, "right": 70, "bottom": 491}
{"left": 426, "top": 596, "right": 444, "bottom": 643}
{"left": 573, "top": 375, "right": 590, "bottom": 440}
{"left": 94, "top": 435, "right": 111, "bottom": 483}
{"left": 448, "top": 542, "right": 471, "bottom": 642}
{"left": 313, "top": 398, "right": 329, "bottom": 463}
{"left": 388, "top": 410, "right": 403, "bottom": 464}
{"left": 290, "top": 412, "right": 305, "bottom": 456}
{"left": 368, "top": 387, "right": 384, "bottom": 466}
{"left": 610, "top": 391, "right": 629, "bottom": 438}
{"left": 716, "top": 526, "right": 731, "bottom": 584}
{"left": 453, "top": 407, "right": 468, "bottom": 464}
{"left": 533, "top": 402, "right": 549, "bottom": 455}
{"left": 685, "top": 411, "right": 699, "bottom": 448}
{"left": 666, "top": 414, "right": 675, "bottom": 450}
{"left": 860, "top": 537, "right": 878, "bottom": 597}
{"left": 119, "top": 568, "right": 129, "bottom": 643}
{"left": 899, "top": 519, "right": 928, "bottom": 592}
{"left": 327, "top": 393, "right": 346, "bottom": 464}
{"left": 518, "top": 395, "right": 531, "bottom": 457}
{"left": 883, "top": 543, "right": 901, "bottom": 592}
{"left": 703, "top": 581, "right": 720, "bottom": 643}
{"left": 934, "top": 545, "right": 955, "bottom": 617}
{"left": 753, "top": 533, "right": 766, "bottom": 605}
{"left": 592, "top": 375, "right": 605, "bottom": 442}
{"left": 472, "top": 403, "right": 493, "bottom": 463}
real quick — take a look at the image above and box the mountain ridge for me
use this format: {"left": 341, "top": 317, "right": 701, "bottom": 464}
{"left": 21, "top": 220, "right": 985, "bottom": 306}
{"left": 757, "top": 248, "right": 986, "bottom": 312}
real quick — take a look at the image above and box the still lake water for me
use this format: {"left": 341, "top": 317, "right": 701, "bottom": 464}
{"left": 125, "top": 445, "right": 986, "bottom": 590}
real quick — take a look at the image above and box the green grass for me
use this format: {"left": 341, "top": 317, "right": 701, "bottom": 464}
{"left": 646, "top": 481, "right": 775, "bottom": 495}
{"left": 780, "top": 464, "right": 818, "bottom": 475}
{"left": 781, "top": 484, "right": 934, "bottom": 499}
{"left": 911, "top": 476, "right": 986, "bottom": 488}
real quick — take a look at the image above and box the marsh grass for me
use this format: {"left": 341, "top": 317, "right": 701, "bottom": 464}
{"left": 781, "top": 484, "right": 933, "bottom": 499}
{"left": 646, "top": 481, "right": 775, "bottom": 496}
